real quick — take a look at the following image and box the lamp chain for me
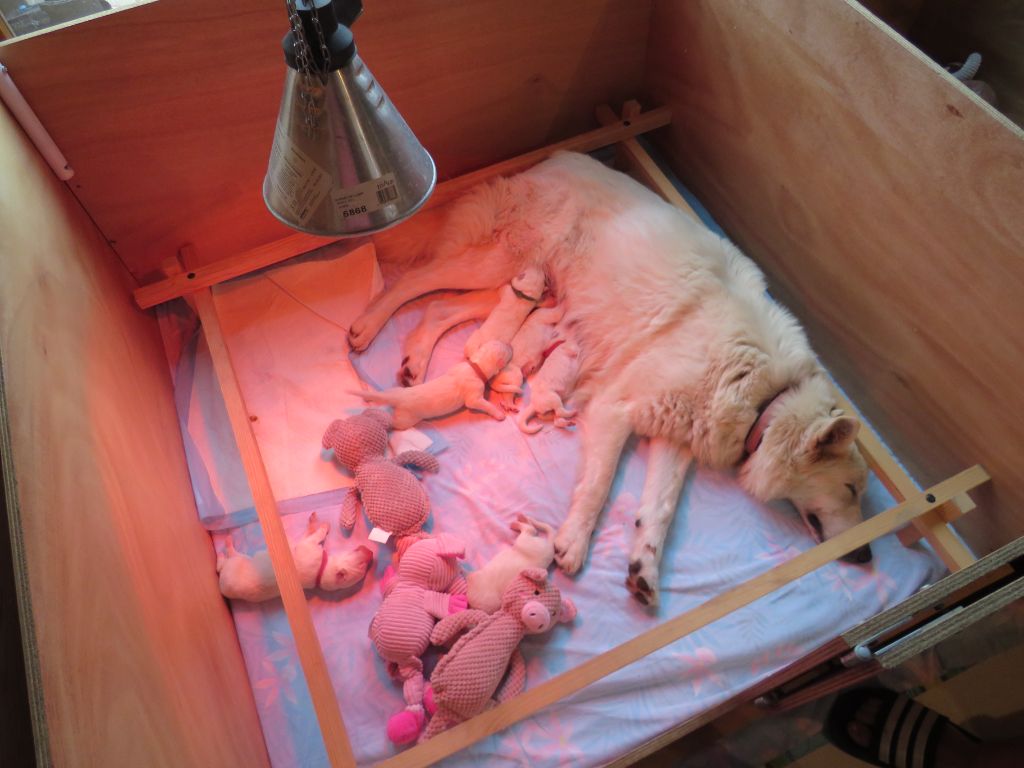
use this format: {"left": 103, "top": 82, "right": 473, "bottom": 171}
{"left": 283, "top": 0, "right": 324, "bottom": 136}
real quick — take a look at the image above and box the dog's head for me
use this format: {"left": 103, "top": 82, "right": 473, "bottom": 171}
{"left": 739, "top": 377, "right": 871, "bottom": 564}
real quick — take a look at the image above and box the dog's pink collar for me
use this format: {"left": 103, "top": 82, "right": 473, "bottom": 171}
{"left": 744, "top": 390, "right": 788, "bottom": 457}
{"left": 540, "top": 339, "right": 565, "bottom": 360}
{"left": 469, "top": 360, "right": 491, "bottom": 385}
{"left": 314, "top": 548, "right": 329, "bottom": 589}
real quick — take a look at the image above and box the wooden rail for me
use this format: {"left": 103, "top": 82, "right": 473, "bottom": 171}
{"left": 133, "top": 106, "right": 673, "bottom": 309}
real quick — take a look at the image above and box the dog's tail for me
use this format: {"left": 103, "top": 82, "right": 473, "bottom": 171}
{"left": 346, "top": 387, "right": 400, "bottom": 405}
{"left": 516, "top": 405, "right": 543, "bottom": 435}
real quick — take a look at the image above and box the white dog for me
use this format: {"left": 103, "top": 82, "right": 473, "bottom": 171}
{"left": 517, "top": 338, "right": 580, "bottom": 434}
{"left": 217, "top": 513, "right": 373, "bottom": 602}
{"left": 399, "top": 288, "right": 500, "bottom": 387}
{"left": 352, "top": 339, "right": 512, "bottom": 429}
{"left": 467, "top": 514, "right": 556, "bottom": 613}
{"left": 463, "top": 267, "right": 546, "bottom": 358}
{"left": 349, "top": 152, "right": 869, "bottom": 605}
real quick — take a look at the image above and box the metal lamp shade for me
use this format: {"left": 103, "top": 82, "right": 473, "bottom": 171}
{"left": 263, "top": 53, "right": 436, "bottom": 237}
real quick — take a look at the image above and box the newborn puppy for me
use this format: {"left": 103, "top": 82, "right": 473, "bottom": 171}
{"left": 467, "top": 514, "right": 556, "bottom": 613}
{"left": 517, "top": 339, "right": 580, "bottom": 434}
{"left": 399, "top": 288, "right": 500, "bottom": 387}
{"left": 217, "top": 512, "right": 373, "bottom": 602}
{"left": 353, "top": 340, "right": 513, "bottom": 429}
{"left": 463, "top": 267, "right": 546, "bottom": 359}
{"left": 490, "top": 304, "right": 565, "bottom": 410}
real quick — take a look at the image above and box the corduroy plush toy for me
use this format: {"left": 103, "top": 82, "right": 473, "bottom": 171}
{"left": 419, "top": 568, "right": 576, "bottom": 741}
{"left": 368, "top": 534, "right": 469, "bottom": 745}
{"left": 322, "top": 409, "right": 439, "bottom": 540}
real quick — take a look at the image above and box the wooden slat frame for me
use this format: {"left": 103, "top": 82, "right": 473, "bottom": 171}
{"left": 193, "top": 288, "right": 357, "bottom": 768}
{"left": 133, "top": 106, "right": 673, "bottom": 309}
{"left": 184, "top": 117, "right": 991, "bottom": 767}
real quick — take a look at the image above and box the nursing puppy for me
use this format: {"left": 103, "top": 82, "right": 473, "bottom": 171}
{"left": 399, "top": 288, "right": 500, "bottom": 387}
{"left": 463, "top": 267, "right": 546, "bottom": 359}
{"left": 517, "top": 338, "right": 580, "bottom": 434}
{"left": 349, "top": 152, "right": 869, "bottom": 605}
{"left": 217, "top": 513, "right": 373, "bottom": 602}
{"left": 352, "top": 339, "right": 512, "bottom": 429}
{"left": 490, "top": 304, "right": 565, "bottom": 406}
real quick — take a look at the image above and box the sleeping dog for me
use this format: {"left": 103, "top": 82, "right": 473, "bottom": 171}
{"left": 347, "top": 152, "right": 870, "bottom": 605}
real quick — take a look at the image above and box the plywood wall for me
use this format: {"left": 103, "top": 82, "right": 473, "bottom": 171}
{"left": 0, "top": 0, "right": 650, "bottom": 283}
{"left": 644, "top": 0, "right": 1024, "bottom": 555}
{"left": 0, "top": 106, "right": 268, "bottom": 765}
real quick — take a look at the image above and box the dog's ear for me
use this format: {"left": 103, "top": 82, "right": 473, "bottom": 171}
{"left": 809, "top": 414, "right": 860, "bottom": 457}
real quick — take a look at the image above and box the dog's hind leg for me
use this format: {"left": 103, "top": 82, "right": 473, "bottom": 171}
{"left": 349, "top": 244, "right": 520, "bottom": 352}
{"left": 626, "top": 437, "right": 691, "bottom": 607}
{"left": 400, "top": 289, "right": 500, "bottom": 386}
{"left": 554, "top": 398, "right": 632, "bottom": 575}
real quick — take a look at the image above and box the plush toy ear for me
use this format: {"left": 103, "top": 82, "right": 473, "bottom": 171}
{"left": 322, "top": 419, "right": 344, "bottom": 450}
{"left": 807, "top": 414, "right": 859, "bottom": 458}
{"left": 520, "top": 567, "right": 548, "bottom": 585}
{"left": 558, "top": 597, "right": 577, "bottom": 623}
{"left": 434, "top": 533, "right": 465, "bottom": 559}
{"left": 363, "top": 409, "right": 393, "bottom": 430}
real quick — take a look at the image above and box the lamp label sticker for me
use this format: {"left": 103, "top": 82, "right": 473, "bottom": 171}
{"left": 266, "top": 131, "right": 331, "bottom": 225}
{"left": 330, "top": 173, "right": 400, "bottom": 219}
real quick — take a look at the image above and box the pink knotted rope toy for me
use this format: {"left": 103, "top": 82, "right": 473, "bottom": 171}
{"left": 368, "top": 534, "right": 468, "bottom": 745}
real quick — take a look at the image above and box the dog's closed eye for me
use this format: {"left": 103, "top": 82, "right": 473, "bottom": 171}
{"left": 845, "top": 483, "right": 857, "bottom": 500}
{"left": 806, "top": 512, "right": 824, "bottom": 542}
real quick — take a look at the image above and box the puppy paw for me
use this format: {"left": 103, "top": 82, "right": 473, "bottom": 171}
{"left": 625, "top": 544, "right": 660, "bottom": 607}
{"left": 348, "top": 313, "right": 381, "bottom": 352}
{"left": 398, "top": 355, "right": 426, "bottom": 387}
{"left": 553, "top": 520, "right": 590, "bottom": 576}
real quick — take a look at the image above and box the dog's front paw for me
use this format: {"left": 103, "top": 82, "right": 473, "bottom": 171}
{"left": 625, "top": 543, "right": 660, "bottom": 607}
{"left": 348, "top": 312, "right": 381, "bottom": 352}
{"left": 553, "top": 520, "right": 590, "bottom": 576}
{"left": 398, "top": 355, "right": 426, "bottom": 387}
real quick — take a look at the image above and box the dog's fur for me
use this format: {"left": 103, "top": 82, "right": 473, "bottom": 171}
{"left": 466, "top": 514, "right": 556, "bottom": 613}
{"left": 349, "top": 152, "right": 869, "bottom": 604}
{"left": 463, "top": 267, "right": 546, "bottom": 359}
{"left": 517, "top": 338, "right": 580, "bottom": 434}
{"left": 399, "top": 288, "right": 500, "bottom": 386}
{"left": 216, "top": 513, "right": 373, "bottom": 602}
{"left": 353, "top": 339, "right": 513, "bottom": 429}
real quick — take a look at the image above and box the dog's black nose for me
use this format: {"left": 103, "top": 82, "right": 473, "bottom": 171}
{"left": 841, "top": 545, "right": 873, "bottom": 565}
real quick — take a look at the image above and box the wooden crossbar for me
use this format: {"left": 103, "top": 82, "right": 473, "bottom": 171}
{"left": 133, "top": 106, "right": 672, "bottom": 309}
{"left": 194, "top": 288, "right": 357, "bottom": 768}
{"left": 830, "top": 391, "right": 976, "bottom": 571}
{"left": 377, "top": 465, "right": 989, "bottom": 767}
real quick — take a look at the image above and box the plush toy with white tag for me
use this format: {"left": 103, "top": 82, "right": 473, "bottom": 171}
{"left": 322, "top": 409, "right": 439, "bottom": 542}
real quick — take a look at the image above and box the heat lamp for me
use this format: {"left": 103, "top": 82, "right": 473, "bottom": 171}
{"left": 263, "top": 0, "right": 436, "bottom": 237}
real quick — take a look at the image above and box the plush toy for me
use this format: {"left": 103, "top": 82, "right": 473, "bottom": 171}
{"left": 420, "top": 568, "right": 576, "bottom": 741}
{"left": 216, "top": 512, "right": 373, "bottom": 602}
{"left": 322, "top": 409, "right": 439, "bottom": 540}
{"left": 467, "top": 514, "right": 556, "bottom": 613}
{"left": 368, "top": 534, "right": 469, "bottom": 745}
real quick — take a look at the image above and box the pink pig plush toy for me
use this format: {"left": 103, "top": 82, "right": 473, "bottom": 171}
{"left": 369, "top": 534, "right": 469, "bottom": 745}
{"left": 419, "top": 568, "right": 576, "bottom": 741}
{"left": 322, "top": 409, "right": 439, "bottom": 540}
